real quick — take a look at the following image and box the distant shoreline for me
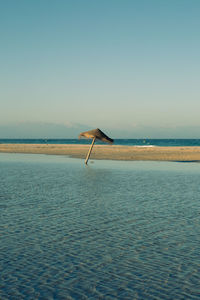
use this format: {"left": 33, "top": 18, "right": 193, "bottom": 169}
{"left": 1, "top": 138, "right": 200, "bottom": 148}
{"left": 1, "top": 144, "right": 200, "bottom": 161}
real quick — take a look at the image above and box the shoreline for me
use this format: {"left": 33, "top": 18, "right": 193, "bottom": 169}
{"left": 1, "top": 144, "right": 200, "bottom": 161}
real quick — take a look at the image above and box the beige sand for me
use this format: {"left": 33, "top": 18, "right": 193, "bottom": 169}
{"left": 1, "top": 144, "right": 200, "bottom": 161}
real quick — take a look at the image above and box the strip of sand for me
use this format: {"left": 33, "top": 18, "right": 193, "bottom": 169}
{"left": 1, "top": 144, "right": 200, "bottom": 161}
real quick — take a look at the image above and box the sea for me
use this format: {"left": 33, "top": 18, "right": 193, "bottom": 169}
{"left": 0, "top": 148, "right": 200, "bottom": 299}
{"left": 1, "top": 138, "right": 200, "bottom": 147}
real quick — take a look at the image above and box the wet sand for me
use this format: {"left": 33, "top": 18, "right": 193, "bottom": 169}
{"left": 1, "top": 144, "right": 200, "bottom": 161}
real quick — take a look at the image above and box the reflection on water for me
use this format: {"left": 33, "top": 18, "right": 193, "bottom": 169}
{"left": 0, "top": 154, "right": 200, "bottom": 299}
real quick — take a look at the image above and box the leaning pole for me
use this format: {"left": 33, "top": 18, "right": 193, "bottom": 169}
{"left": 85, "top": 137, "right": 96, "bottom": 165}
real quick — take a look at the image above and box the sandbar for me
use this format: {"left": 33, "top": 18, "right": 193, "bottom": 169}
{"left": 1, "top": 144, "right": 200, "bottom": 161}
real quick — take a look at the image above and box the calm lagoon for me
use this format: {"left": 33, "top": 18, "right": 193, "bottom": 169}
{"left": 0, "top": 154, "right": 200, "bottom": 299}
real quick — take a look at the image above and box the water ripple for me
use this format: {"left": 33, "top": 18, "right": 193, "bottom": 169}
{"left": 0, "top": 155, "right": 200, "bottom": 299}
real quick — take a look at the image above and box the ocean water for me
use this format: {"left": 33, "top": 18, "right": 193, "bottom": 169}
{"left": 0, "top": 153, "right": 200, "bottom": 299}
{"left": 1, "top": 138, "right": 200, "bottom": 147}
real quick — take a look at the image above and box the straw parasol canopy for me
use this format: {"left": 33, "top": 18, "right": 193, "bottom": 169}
{"left": 79, "top": 128, "right": 114, "bottom": 164}
{"left": 79, "top": 128, "right": 114, "bottom": 144}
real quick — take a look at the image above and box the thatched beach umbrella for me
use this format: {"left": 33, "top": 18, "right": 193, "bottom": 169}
{"left": 79, "top": 128, "right": 114, "bottom": 164}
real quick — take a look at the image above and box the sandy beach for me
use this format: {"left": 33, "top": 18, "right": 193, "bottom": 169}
{"left": 1, "top": 143, "right": 200, "bottom": 161}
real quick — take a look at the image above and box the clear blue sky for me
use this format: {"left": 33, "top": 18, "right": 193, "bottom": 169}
{"left": 1, "top": 0, "right": 200, "bottom": 136}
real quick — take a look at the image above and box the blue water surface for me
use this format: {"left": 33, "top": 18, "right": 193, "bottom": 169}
{"left": 1, "top": 138, "right": 200, "bottom": 146}
{"left": 0, "top": 154, "right": 200, "bottom": 299}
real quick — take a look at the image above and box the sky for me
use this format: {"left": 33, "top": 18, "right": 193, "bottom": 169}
{"left": 1, "top": 0, "right": 200, "bottom": 137}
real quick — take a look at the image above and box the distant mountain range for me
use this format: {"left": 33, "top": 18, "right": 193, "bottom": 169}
{"left": 0, "top": 122, "right": 200, "bottom": 139}
{"left": 0, "top": 122, "right": 90, "bottom": 139}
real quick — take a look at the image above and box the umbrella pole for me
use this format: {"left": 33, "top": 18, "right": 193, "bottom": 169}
{"left": 85, "top": 137, "right": 96, "bottom": 165}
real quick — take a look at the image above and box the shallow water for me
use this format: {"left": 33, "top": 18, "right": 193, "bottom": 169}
{"left": 0, "top": 154, "right": 200, "bottom": 299}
